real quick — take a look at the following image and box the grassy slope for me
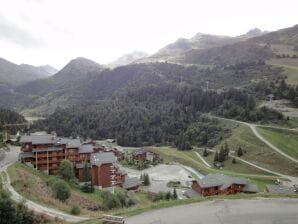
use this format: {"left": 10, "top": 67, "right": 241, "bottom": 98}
{"left": 214, "top": 121, "right": 298, "bottom": 177}
{"left": 267, "top": 58, "right": 298, "bottom": 85}
{"left": 257, "top": 127, "right": 298, "bottom": 160}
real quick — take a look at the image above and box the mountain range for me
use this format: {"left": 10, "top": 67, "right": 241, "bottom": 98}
{"left": 0, "top": 57, "right": 57, "bottom": 87}
{"left": 0, "top": 25, "right": 297, "bottom": 115}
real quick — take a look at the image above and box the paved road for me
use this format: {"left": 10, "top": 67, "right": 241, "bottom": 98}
{"left": 0, "top": 145, "right": 88, "bottom": 223}
{"left": 126, "top": 198, "right": 298, "bottom": 224}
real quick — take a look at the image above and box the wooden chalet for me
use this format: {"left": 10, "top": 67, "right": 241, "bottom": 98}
{"left": 132, "top": 149, "right": 159, "bottom": 162}
{"left": 192, "top": 174, "right": 257, "bottom": 196}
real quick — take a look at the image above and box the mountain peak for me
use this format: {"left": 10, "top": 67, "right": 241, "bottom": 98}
{"left": 55, "top": 57, "right": 104, "bottom": 79}
{"left": 109, "top": 51, "right": 149, "bottom": 67}
{"left": 245, "top": 28, "right": 264, "bottom": 37}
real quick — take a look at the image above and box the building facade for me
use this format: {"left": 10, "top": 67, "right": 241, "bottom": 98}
{"left": 192, "top": 174, "right": 257, "bottom": 196}
{"left": 19, "top": 133, "right": 137, "bottom": 189}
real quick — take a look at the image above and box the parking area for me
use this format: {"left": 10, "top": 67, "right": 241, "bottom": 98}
{"left": 120, "top": 164, "right": 201, "bottom": 198}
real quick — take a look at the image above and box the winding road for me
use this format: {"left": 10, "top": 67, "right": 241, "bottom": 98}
{"left": 211, "top": 116, "right": 298, "bottom": 163}
{"left": 0, "top": 145, "right": 88, "bottom": 223}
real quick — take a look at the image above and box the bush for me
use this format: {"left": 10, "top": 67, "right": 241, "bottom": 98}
{"left": 237, "top": 147, "right": 243, "bottom": 157}
{"left": 141, "top": 173, "right": 150, "bottom": 186}
{"left": 58, "top": 160, "right": 75, "bottom": 182}
{"left": 70, "top": 205, "right": 80, "bottom": 215}
{"left": 80, "top": 182, "right": 94, "bottom": 193}
{"left": 101, "top": 191, "right": 121, "bottom": 210}
{"left": 52, "top": 180, "right": 71, "bottom": 202}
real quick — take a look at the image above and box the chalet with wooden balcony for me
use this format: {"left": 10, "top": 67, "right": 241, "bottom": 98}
{"left": 90, "top": 152, "right": 127, "bottom": 188}
{"left": 192, "top": 174, "right": 257, "bottom": 196}
{"left": 132, "top": 149, "right": 159, "bottom": 162}
{"left": 19, "top": 133, "right": 139, "bottom": 190}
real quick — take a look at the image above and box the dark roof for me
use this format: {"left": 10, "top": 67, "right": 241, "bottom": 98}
{"left": 197, "top": 174, "right": 247, "bottom": 189}
{"left": 32, "top": 147, "right": 63, "bottom": 152}
{"left": 266, "top": 184, "right": 298, "bottom": 194}
{"left": 20, "top": 134, "right": 56, "bottom": 144}
{"left": 79, "top": 144, "right": 94, "bottom": 153}
{"left": 184, "top": 189, "right": 201, "bottom": 198}
{"left": 19, "top": 152, "right": 33, "bottom": 159}
{"left": 197, "top": 175, "right": 223, "bottom": 188}
{"left": 61, "top": 138, "right": 81, "bottom": 148}
{"left": 91, "top": 152, "right": 116, "bottom": 166}
{"left": 122, "top": 177, "right": 141, "bottom": 189}
{"left": 243, "top": 183, "right": 259, "bottom": 193}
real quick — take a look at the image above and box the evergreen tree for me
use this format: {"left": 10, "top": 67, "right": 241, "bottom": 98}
{"left": 218, "top": 146, "right": 225, "bottom": 162}
{"left": 82, "top": 162, "right": 91, "bottom": 182}
{"left": 143, "top": 173, "right": 150, "bottom": 186}
{"left": 232, "top": 158, "right": 236, "bottom": 164}
{"left": 224, "top": 142, "right": 229, "bottom": 159}
{"left": 173, "top": 188, "right": 178, "bottom": 199}
{"left": 203, "top": 148, "right": 208, "bottom": 157}
{"left": 214, "top": 151, "right": 219, "bottom": 162}
{"left": 237, "top": 147, "right": 243, "bottom": 157}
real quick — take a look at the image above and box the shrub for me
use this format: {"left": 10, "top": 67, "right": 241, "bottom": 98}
{"left": 80, "top": 182, "right": 94, "bottom": 193}
{"left": 58, "top": 160, "right": 75, "bottom": 182}
{"left": 70, "top": 205, "right": 80, "bottom": 215}
{"left": 101, "top": 191, "right": 121, "bottom": 210}
{"left": 52, "top": 180, "right": 71, "bottom": 202}
{"left": 237, "top": 147, "right": 243, "bottom": 157}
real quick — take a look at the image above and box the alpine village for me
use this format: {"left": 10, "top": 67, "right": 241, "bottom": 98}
{"left": 1, "top": 2, "right": 298, "bottom": 224}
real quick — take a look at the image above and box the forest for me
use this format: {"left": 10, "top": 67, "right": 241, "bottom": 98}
{"left": 34, "top": 82, "right": 285, "bottom": 148}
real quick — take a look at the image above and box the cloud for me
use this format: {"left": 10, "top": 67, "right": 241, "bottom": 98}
{"left": 0, "top": 14, "right": 44, "bottom": 49}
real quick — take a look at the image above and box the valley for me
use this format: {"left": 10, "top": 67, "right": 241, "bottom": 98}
{"left": 1, "top": 23, "right": 298, "bottom": 224}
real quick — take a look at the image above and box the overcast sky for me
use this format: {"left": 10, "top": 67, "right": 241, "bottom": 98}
{"left": 0, "top": 0, "right": 297, "bottom": 69}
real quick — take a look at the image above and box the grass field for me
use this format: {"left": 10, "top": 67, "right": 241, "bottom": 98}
{"left": 213, "top": 122, "right": 298, "bottom": 177}
{"left": 200, "top": 150, "right": 269, "bottom": 176}
{"left": 257, "top": 127, "right": 298, "bottom": 160}
{"left": 267, "top": 58, "right": 298, "bottom": 85}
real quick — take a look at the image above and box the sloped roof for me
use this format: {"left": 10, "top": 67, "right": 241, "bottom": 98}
{"left": 91, "top": 152, "right": 116, "bottom": 166}
{"left": 184, "top": 189, "right": 201, "bottom": 198}
{"left": 122, "top": 177, "right": 141, "bottom": 189}
{"left": 20, "top": 134, "right": 55, "bottom": 145}
{"left": 60, "top": 138, "right": 81, "bottom": 148}
{"left": 79, "top": 144, "right": 94, "bottom": 153}
{"left": 197, "top": 174, "right": 247, "bottom": 189}
{"left": 243, "top": 183, "right": 259, "bottom": 193}
{"left": 32, "top": 147, "right": 64, "bottom": 152}
{"left": 197, "top": 174, "right": 223, "bottom": 188}
{"left": 19, "top": 152, "right": 33, "bottom": 159}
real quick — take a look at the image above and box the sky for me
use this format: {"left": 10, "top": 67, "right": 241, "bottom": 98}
{"left": 0, "top": 0, "right": 297, "bottom": 69}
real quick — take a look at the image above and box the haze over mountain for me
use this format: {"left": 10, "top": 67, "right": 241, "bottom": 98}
{"left": 109, "top": 51, "right": 149, "bottom": 67}
{"left": 0, "top": 57, "right": 57, "bottom": 87}
{"left": 137, "top": 28, "right": 268, "bottom": 64}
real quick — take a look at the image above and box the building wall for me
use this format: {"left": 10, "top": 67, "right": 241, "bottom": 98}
{"left": 91, "top": 164, "right": 114, "bottom": 188}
